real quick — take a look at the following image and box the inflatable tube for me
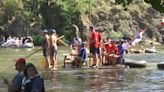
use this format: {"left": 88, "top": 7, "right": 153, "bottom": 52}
{"left": 157, "top": 62, "right": 164, "bottom": 69}
{"left": 124, "top": 60, "right": 147, "bottom": 68}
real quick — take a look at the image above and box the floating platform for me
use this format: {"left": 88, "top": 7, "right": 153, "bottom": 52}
{"left": 124, "top": 60, "right": 147, "bottom": 68}
{"left": 145, "top": 49, "right": 157, "bottom": 53}
{"left": 62, "top": 64, "right": 125, "bottom": 70}
{"left": 157, "top": 62, "right": 164, "bottom": 69}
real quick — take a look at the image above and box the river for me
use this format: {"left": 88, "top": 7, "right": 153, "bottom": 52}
{"left": 0, "top": 46, "right": 164, "bottom": 92}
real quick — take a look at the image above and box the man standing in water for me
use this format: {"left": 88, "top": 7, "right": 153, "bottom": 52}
{"left": 3, "top": 58, "right": 26, "bottom": 92}
{"left": 42, "top": 29, "right": 50, "bottom": 69}
{"left": 50, "top": 29, "right": 58, "bottom": 69}
{"left": 89, "top": 26, "right": 99, "bottom": 67}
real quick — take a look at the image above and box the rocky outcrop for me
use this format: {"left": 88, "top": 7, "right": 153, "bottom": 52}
{"left": 80, "top": 0, "right": 164, "bottom": 43}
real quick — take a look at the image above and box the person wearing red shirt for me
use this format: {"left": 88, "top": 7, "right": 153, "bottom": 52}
{"left": 95, "top": 29, "right": 102, "bottom": 66}
{"left": 109, "top": 40, "right": 118, "bottom": 65}
{"left": 112, "top": 40, "right": 125, "bottom": 65}
{"left": 89, "top": 26, "right": 102, "bottom": 67}
{"left": 104, "top": 37, "right": 112, "bottom": 65}
{"left": 89, "top": 26, "right": 97, "bottom": 66}
{"left": 161, "top": 18, "right": 164, "bottom": 25}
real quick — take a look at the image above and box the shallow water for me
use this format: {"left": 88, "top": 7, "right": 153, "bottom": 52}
{"left": 0, "top": 46, "right": 164, "bottom": 92}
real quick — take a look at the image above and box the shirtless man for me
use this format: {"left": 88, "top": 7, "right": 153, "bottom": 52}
{"left": 50, "top": 29, "right": 58, "bottom": 69}
{"left": 42, "top": 29, "right": 51, "bottom": 68}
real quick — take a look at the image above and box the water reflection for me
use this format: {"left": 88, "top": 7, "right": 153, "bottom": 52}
{"left": 41, "top": 68, "right": 164, "bottom": 92}
{"left": 42, "top": 69, "right": 126, "bottom": 92}
{"left": 0, "top": 47, "right": 164, "bottom": 92}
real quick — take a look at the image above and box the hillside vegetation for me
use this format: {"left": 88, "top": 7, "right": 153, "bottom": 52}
{"left": 0, "top": 0, "right": 163, "bottom": 45}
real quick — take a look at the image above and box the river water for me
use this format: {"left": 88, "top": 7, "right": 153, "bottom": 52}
{"left": 0, "top": 46, "right": 164, "bottom": 92}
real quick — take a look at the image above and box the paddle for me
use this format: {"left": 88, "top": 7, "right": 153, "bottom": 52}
{"left": 57, "top": 35, "right": 65, "bottom": 40}
{"left": 57, "top": 35, "right": 68, "bottom": 47}
{"left": 58, "top": 40, "right": 68, "bottom": 47}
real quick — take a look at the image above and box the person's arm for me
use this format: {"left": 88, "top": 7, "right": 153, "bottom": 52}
{"left": 3, "top": 77, "right": 22, "bottom": 92}
{"left": 57, "top": 35, "right": 64, "bottom": 40}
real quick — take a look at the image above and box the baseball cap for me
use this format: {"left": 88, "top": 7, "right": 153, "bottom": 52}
{"left": 51, "top": 29, "right": 56, "bottom": 33}
{"left": 16, "top": 58, "right": 26, "bottom": 64}
{"left": 81, "top": 42, "right": 86, "bottom": 47}
{"left": 43, "top": 29, "right": 48, "bottom": 33}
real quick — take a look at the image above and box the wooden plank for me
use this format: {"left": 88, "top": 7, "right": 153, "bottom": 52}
{"left": 61, "top": 65, "right": 125, "bottom": 70}
{"left": 98, "top": 65, "right": 125, "bottom": 69}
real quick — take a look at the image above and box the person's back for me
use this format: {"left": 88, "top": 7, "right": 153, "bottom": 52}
{"left": 115, "top": 41, "right": 125, "bottom": 64}
{"left": 49, "top": 29, "right": 58, "bottom": 69}
{"left": 117, "top": 44, "right": 125, "bottom": 57}
{"left": 22, "top": 75, "right": 44, "bottom": 92}
{"left": 42, "top": 29, "right": 50, "bottom": 68}
{"left": 50, "top": 32, "right": 58, "bottom": 50}
{"left": 79, "top": 46, "right": 88, "bottom": 60}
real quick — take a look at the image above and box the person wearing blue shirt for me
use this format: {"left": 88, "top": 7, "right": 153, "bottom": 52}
{"left": 73, "top": 42, "right": 88, "bottom": 68}
{"left": 79, "top": 43, "right": 88, "bottom": 60}
{"left": 21, "top": 63, "right": 44, "bottom": 92}
{"left": 116, "top": 40, "right": 125, "bottom": 64}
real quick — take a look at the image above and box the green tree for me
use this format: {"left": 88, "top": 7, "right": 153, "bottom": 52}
{"left": 144, "top": 0, "right": 164, "bottom": 13}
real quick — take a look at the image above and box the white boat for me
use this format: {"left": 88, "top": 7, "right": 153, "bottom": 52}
{"left": 1, "top": 39, "right": 34, "bottom": 48}
{"left": 18, "top": 42, "right": 34, "bottom": 48}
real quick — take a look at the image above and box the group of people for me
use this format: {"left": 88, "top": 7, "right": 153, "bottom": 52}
{"left": 42, "top": 29, "right": 60, "bottom": 70}
{"left": 42, "top": 26, "right": 152, "bottom": 68}
{"left": 66, "top": 26, "right": 127, "bottom": 68}
{"left": 88, "top": 26, "right": 126, "bottom": 67}
{"left": 1, "top": 36, "right": 34, "bottom": 48}
{"left": 68, "top": 25, "right": 159, "bottom": 68}
{"left": 2, "top": 26, "right": 154, "bottom": 92}
{"left": 3, "top": 58, "right": 44, "bottom": 92}
{"left": 69, "top": 40, "right": 88, "bottom": 68}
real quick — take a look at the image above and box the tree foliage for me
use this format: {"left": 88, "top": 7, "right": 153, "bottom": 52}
{"left": 144, "top": 0, "right": 164, "bottom": 13}
{"left": 115, "top": 0, "right": 133, "bottom": 7}
{"left": 0, "top": 0, "right": 163, "bottom": 45}
{"left": 115, "top": 0, "right": 164, "bottom": 13}
{"left": 39, "top": 0, "right": 95, "bottom": 37}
